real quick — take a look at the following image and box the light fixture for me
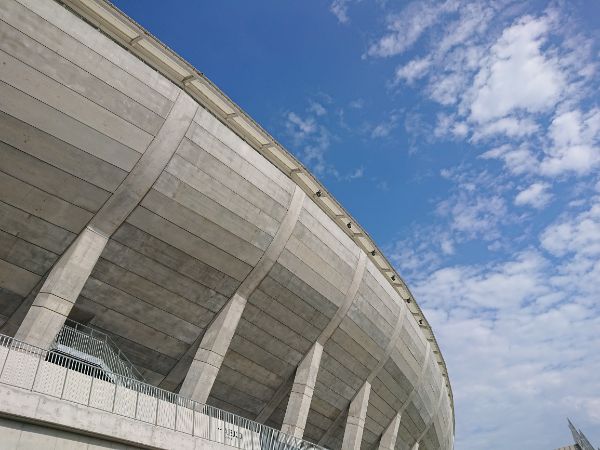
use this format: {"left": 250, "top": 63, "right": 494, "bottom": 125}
{"left": 347, "top": 222, "right": 352, "bottom": 229}
{"left": 316, "top": 190, "right": 322, "bottom": 197}
{"left": 391, "top": 275, "right": 396, "bottom": 281}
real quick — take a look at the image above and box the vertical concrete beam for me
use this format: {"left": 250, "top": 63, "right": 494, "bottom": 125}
{"left": 267, "top": 252, "right": 367, "bottom": 432}
{"left": 280, "top": 342, "right": 323, "bottom": 438}
{"left": 14, "top": 91, "right": 198, "bottom": 348}
{"left": 179, "top": 186, "right": 305, "bottom": 404}
{"left": 378, "top": 411, "right": 401, "bottom": 450}
{"left": 341, "top": 381, "right": 371, "bottom": 450}
{"left": 14, "top": 227, "right": 107, "bottom": 347}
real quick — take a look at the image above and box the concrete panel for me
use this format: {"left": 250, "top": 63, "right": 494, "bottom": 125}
{"left": 0, "top": 170, "right": 92, "bottom": 233}
{"left": 0, "top": 230, "right": 57, "bottom": 276}
{"left": 77, "top": 295, "right": 188, "bottom": 358}
{"left": 89, "top": 259, "right": 213, "bottom": 329}
{"left": 163, "top": 155, "right": 282, "bottom": 236}
{"left": 150, "top": 173, "right": 273, "bottom": 251}
{"left": 141, "top": 188, "right": 265, "bottom": 266}
{"left": 0, "top": 141, "right": 111, "bottom": 212}
{"left": 0, "top": 201, "right": 76, "bottom": 254}
{"left": 111, "top": 222, "right": 238, "bottom": 297}
{"left": 0, "top": 111, "right": 127, "bottom": 192}
{"left": 99, "top": 239, "right": 229, "bottom": 313}
{"left": 126, "top": 206, "right": 252, "bottom": 282}
{"left": 177, "top": 135, "right": 290, "bottom": 218}
{"left": 0, "top": 259, "right": 40, "bottom": 297}
{"left": 81, "top": 277, "right": 201, "bottom": 344}
{"left": 0, "top": 49, "right": 153, "bottom": 153}
{"left": 0, "top": 19, "right": 164, "bottom": 134}
{"left": 191, "top": 108, "right": 293, "bottom": 192}
{"left": 11, "top": 0, "right": 179, "bottom": 103}
{"left": 0, "top": 81, "right": 141, "bottom": 171}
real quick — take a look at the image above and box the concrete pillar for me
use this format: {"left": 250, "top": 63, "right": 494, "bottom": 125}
{"left": 341, "top": 381, "right": 371, "bottom": 450}
{"left": 14, "top": 227, "right": 107, "bottom": 348}
{"left": 378, "top": 412, "right": 402, "bottom": 450}
{"left": 14, "top": 91, "right": 198, "bottom": 348}
{"left": 412, "top": 442, "right": 420, "bottom": 450}
{"left": 280, "top": 342, "right": 323, "bottom": 438}
{"left": 179, "top": 186, "right": 305, "bottom": 404}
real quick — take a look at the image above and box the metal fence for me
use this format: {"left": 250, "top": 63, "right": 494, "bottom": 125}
{"left": 52, "top": 320, "right": 146, "bottom": 381}
{"left": 0, "top": 333, "right": 325, "bottom": 450}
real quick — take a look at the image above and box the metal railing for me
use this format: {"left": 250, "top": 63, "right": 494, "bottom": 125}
{"left": 0, "top": 333, "right": 325, "bottom": 450}
{"left": 52, "top": 320, "right": 146, "bottom": 382}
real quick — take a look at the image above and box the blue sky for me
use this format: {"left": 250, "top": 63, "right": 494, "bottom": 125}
{"left": 113, "top": 1, "right": 600, "bottom": 448}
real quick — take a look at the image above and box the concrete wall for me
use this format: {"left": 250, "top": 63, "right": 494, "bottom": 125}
{"left": 0, "top": 417, "right": 141, "bottom": 450}
{"left": 0, "top": 0, "right": 454, "bottom": 448}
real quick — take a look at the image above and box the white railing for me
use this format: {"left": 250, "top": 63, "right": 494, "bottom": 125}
{"left": 0, "top": 334, "right": 325, "bottom": 450}
{"left": 52, "top": 320, "right": 146, "bottom": 381}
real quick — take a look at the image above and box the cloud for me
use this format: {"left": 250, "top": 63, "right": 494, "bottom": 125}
{"left": 308, "top": 101, "right": 327, "bottom": 116}
{"left": 330, "top": 0, "right": 351, "bottom": 24}
{"left": 394, "top": 57, "right": 431, "bottom": 84}
{"left": 467, "top": 15, "right": 565, "bottom": 123}
{"left": 365, "top": 0, "right": 460, "bottom": 58}
{"left": 514, "top": 182, "right": 552, "bottom": 209}
{"left": 285, "top": 112, "right": 316, "bottom": 144}
{"left": 540, "top": 108, "right": 600, "bottom": 176}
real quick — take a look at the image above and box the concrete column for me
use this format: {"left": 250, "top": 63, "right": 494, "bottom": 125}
{"left": 179, "top": 186, "right": 305, "bottom": 404}
{"left": 14, "top": 227, "right": 107, "bottom": 348}
{"left": 341, "top": 381, "right": 371, "bottom": 450}
{"left": 378, "top": 412, "right": 402, "bottom": 450}
{"left": 280, "top": 342, "right": 323, "bottom": 438}
{"left": 411, "top": 442, "right": 420, "bottom": 450}
{"left": 14, "top": 91, "right": 198, "bottom": 348}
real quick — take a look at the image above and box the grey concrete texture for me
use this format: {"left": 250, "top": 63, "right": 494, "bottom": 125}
{"left": 0, "top": 0, "right": 454, "bottom": 448}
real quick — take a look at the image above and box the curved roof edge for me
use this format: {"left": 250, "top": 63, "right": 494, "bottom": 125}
{"left": 57, "top": 0, "right": 454, "bottom": 430}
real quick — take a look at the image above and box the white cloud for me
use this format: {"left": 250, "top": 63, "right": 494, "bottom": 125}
{"left": 468, "top": 15, "right": 564, "bottom": 123}
{"left": 514, "top": 182, "right": 552, "bottom": 209}
{"left": 472, "top": 117, "right": 539, "bottom": 141}
{"left": 480, "top": 144, "right": 539, "bottom": 175}
{"left": 365, "top": 0, "right": 460, "bottom": 58}
{"left": 330, "top": 0, "right": 351, "bottom": 24}
{"left": 540, "top": 199, "right": 600, "bottom": 257}
{"left": 285, "top": 112, "right": 316, "bottom": 144}
{"left": 308, "top": 101, "right": 327, "bottom": 116}
{"left": 394, "top": 57, "right": 431, "bottom": 84}
{"left": 540, "top": 108, "right": 600, "bottom": 176}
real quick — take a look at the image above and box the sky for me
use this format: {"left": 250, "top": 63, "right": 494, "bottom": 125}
{"left": 112, "top": 1, "right": 600, "bottom": 448}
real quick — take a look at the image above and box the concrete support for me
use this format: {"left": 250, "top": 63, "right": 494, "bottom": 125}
{"left": 14, "top": 227, "right": 107, "bottom": 348}
{"left": 179, "top": 186, "right": 305, "bottom": 404}
{"left": 280, "top": 342, "right": 323, "bottom": 438}
{"left": 14, "top": 91, "right": 198, "bottom": 348}
{"left": 378, "top": 412, "right": 401, "bottom": 450}
{"left": 341, "top": 381, "right": 371, "bottom": 450}
{"left": 411, "top": 442, "right": 420, "bottom": 450}
{"left": 256, "top": 252, "right": 367, "bottom": 425}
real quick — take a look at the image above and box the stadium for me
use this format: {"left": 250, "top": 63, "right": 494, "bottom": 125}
{"left": 0, "top": 0, "right": 455, "bottom": 449}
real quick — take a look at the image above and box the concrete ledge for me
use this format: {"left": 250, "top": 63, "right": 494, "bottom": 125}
{"left": 0, "top": 384, "right": 235, "bottom": 450}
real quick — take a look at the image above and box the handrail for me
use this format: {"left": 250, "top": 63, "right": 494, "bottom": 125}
{"left": 56, "top": 0, "right": 453, "bottom": 429}
{"left": 0, "top": 333, "right": 325, "bottom": 450}
{"left": 53, "top": 320, "right": 146, "bottom": 382}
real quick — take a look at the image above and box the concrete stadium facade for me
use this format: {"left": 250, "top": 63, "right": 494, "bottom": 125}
{"left": 0, "top": 0, "right": 455, "bottom": 449}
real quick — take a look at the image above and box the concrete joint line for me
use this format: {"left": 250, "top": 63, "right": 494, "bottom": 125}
{"left": 400, "top": 342, "right": 432, "bottom": 415}
{"left": 13, "top": 90, "right": 198, "bottom": 348}
{"left": 317, "top": 251, "right": 367, "bottom": 345}
{"left": 237, "top": 185, "right": 305, "bottom": 299}
{"left": 417, "top": 383, "right": 446, "bottom": 443}
{"left": 367, "top": 303, "right": 407, "bottom": 384}
{"left": 89, "top": 90, "right": 199, "bottom": 236}
{"left": 256, "top": 251, "right": 366, "bottom": 425}
{"left": 179, "top": 185, "right": 305, "bottom": 404}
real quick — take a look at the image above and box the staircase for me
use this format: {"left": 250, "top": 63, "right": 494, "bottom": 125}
{"left": 51, "top": 320, "right": 145, "bottom": 382}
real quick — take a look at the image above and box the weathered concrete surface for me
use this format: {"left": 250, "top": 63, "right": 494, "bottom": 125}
{"left": 0, "top": 384, "right": 238, "bottom": 450}
{"left": 0, "top": 0, "right": 454, "bottom": 448}
{"left": 179, "top": 186, "right": 305, "bottom": 404}
{"left": 341, "top": 382, "right": 371, "bottom": 450}
{"left": 378, "top": 412, "right": 402, "bottom": 450}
